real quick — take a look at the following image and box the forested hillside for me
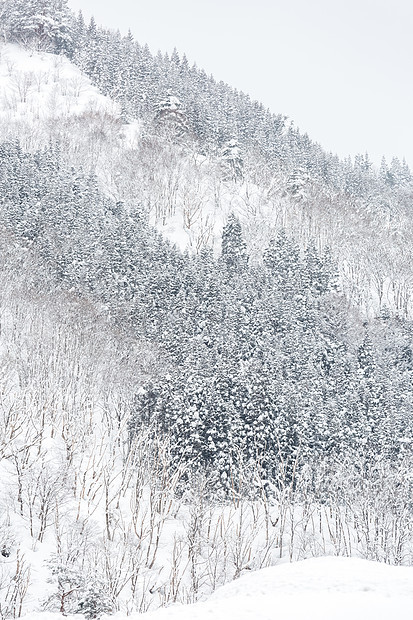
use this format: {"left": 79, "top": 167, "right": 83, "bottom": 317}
{"left": 0, "top": 1, "right": 413, "bottom": 618}
{"left": 2, "top": 0, "right": 413, "bottom": 314}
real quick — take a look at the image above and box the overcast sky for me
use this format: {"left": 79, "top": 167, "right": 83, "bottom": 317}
{"left": 68, "top": 0, "right": 413, "bottom": 168}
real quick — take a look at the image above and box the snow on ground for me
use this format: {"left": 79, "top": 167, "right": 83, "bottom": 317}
{"left": 0, "top": 42, "right": 119, "bottom": 128}
{"left": 22, "top": 557, "right": 413, "bottom": 620}
{"left": 0, "top": 43, "right": 307, "bottom": 264}
{"left": 124, "top": 557, "right": 413, "bottom": 620}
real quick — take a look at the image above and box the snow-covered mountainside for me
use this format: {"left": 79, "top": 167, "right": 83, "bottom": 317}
{"left": 0, "top": 42, "right": 123, "bottom": 147}
{"left": 1, "top": 2, "right": 413, "bottom": 619}
{"left": 1, "top": 41, "right": 412, "bottom": 318}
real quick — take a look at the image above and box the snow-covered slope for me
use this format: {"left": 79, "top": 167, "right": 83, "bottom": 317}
{"left": 0, "top": 43, "right": 119, "bottom": 133}
{"left": 1, "top": 42, "right": 411, "bottom": 317}
{"left": 200, "top": 557, "right": 413, "bottom": 620}
{"left": 0, "top": 41, "right": 142, "bottom": 178}
{"left": 1, "top": 38, "right": 413, "bottom": 620}
{"left": 23, "top": 557, "right": 413, "bottom": 620}
{"left": 0, "top": 43, "right": 285, "bottom": 258}
{"left": 123, "top": 557, "right": 413, "bottom": 620}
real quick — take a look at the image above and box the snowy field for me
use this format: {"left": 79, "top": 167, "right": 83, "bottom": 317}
{"left": 24, "top": 557, "right": 413, "bottom": 620}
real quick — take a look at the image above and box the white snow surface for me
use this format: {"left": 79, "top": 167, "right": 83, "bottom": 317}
{"left": 0, "top": 42, "right": 119, "bottom": 127}
{"left": 127, "top": 557, "right": 413, "bottom": 620}
{"left": 22, "top": 557, "right": 413, "bottom": 620}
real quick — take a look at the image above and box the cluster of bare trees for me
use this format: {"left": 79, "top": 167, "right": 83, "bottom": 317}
{"left": 1, "top": 36, "right": 413, "bottom": 620}
{"left": 93, "top": 130, "right": 413, "bottom": 317}
{"left": 1, "top": 42, "right": 412, "bottom": 319}
{"left": 0, "top": 247, "right": 412, "bottom": 618}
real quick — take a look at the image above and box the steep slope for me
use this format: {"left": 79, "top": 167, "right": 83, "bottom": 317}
{"left": 0, "top": 4, "right": 413, "bottom": 620}
{"left": 1, "top": 37, "right": 413, "bottom": 317}
{"left": 0, "top": 42, "right": 121, "bottom": 145}
{"left": 64, "top": 13, "right": 413, "bottom": 317}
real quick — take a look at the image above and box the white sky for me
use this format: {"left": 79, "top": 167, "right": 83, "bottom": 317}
{"left": 68, "top": 0, "right": 413, "bottom": 168}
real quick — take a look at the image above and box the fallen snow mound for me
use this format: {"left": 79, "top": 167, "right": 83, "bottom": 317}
{"left": 24, "top": 557, "right": 413, "bottom": 619}
{"left": 107, "top": 557, "right": 413, "bottom": 620}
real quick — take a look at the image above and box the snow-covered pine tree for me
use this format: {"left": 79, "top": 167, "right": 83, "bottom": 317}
{"left": 263, "top": 229, "right": 300, "bottom": 290}
{"left": 155, "top": 91, "right": 189, "bottom": 140}
{"left": 1, "top": 0, "right": 73, "bottom": 52}
{"left": 220, "top": 138, "right": 243, "bottom": 182}
{"left": 221, "top": 213, "right": 248, "bottom": 272}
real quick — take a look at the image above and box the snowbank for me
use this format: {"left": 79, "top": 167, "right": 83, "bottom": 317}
{"left": 99, "top": 557, "right": 413, "bottom": 620}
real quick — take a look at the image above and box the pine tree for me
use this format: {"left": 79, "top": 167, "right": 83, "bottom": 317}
{"left": 286, "top": 167, "right": 309, "bottom": 200}
{"left": 221, "top": 213, "right": 248, "bottom": 272}
{"left": 220, "top": 139, "right": 243, "bottom": 182}
{"left": 303, "top": 241, "right": 335, "bottom": 295}
{"left": 154, "top": 92, "right": 189, "bottom": 140}
{"left": 77, "top": 576, "right": 114, "bottom": 619}
{"left": 1, "top": 0, "right": 73, "bottom": 52}
{"left": 263, "top": 229, "right": 300, "bottom": 290}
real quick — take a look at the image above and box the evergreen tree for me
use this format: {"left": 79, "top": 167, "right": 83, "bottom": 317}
{"left": 221, "top": 213, "right": 248, "bottom": 272}
{"left": 1, "top": 0, "right": 73, "bottom": 52}
{"left": 263, "top": 229, "right": 300, "bottom": 290}
{"left": 154, "top": 91, "right": 189, "bottom": 140}
{"left": 220, "top": 139, "right": 243, "bottom": 181}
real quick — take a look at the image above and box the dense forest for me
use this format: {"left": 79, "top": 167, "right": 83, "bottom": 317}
{"left": 1, "top": 140, "right": 413, "bottom": 494}
{"left": 0, "top": 1, "right": 413, "bottom": 618}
